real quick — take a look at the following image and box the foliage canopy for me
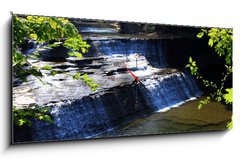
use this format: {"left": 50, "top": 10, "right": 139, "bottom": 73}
{"left": 186, "top": 28, "right": 232, "bottom": 128}
{"left": 13, "top": 15, "right": 91, "bottom": 82}
{"left": 12, "top": 15, "right": 98, "bottom": 127}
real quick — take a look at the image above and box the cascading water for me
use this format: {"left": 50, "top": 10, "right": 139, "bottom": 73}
{"left": 79, "top": 27, "right": 119, "bottom": 33}
{"left": 13, "top": 27, "right": 203, "bottom": 142}
{"left": 24, "top": 40, "right": 39, "bottom": 55}
{"left": 142, "top": 72, "right": 202, "bottom": 111}
{"left": 87, "top": 39, "right": 167, "bottom": 68}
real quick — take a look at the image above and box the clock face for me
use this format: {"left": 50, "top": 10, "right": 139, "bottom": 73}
{"left": 12, "top": 15, "right": 232, "bottom": 143}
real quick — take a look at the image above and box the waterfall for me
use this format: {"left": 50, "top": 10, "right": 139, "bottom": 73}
{"left": 24, "top": 40, "right": 39, "bottom": 55}
{"left": 142, "top": 72, "right": 202, "bottom": 111}
{"left": 87, "top": 39, "right": 167, "bottom": 68}
{"left": 14, "top": 71, "right": 201, "bottom": 142}
{"left": 13, "top": 26, "right": 203, "bottom": 143}
{"left": 79, "top": 27, "right": 119, "bottom": 33}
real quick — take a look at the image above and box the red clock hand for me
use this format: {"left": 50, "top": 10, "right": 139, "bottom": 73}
{"left": 124, "top": 64, "right": 151, "bottom": 94}
{"left": 124, "top": 65, "right": 139, "bottom": 81}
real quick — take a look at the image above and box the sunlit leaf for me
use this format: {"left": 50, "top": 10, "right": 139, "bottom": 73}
{"left": 189, "top": 57, "right": 193, "bottom": 63}
{"left": 227, "top": 119, "right": 233, "bottom": 129}
{"left": 50, "top": 70, "right": 57, "bottom": 76}
{"left": 75, "top": 53, "right": 82, "bottom": 58}
{"left": 197, "top": 32, "right": 204, "bottom": 38}
{"left": 68, "top": 52, "right": 76, "bottom": 56}
{"left": 18, "top": 119, "right": 26, "bottom": 126}
{"left": 41, "top": 65, "right": 52, "bottom": 70}
{"left": 223, "top": 88, "right": 232, "bottom": 104}
{"left": 72, "top": 72, "right": 81, "bottom": 80}
{"left": 208, "top": 39, "right": 214, "bottom": 47}
{"left": 29, "top": 54, "right": 39, "bottom": 60}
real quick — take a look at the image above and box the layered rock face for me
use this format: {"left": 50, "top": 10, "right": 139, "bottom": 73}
{"left": 13, "top": 21, "right": 204, "bottom": 143}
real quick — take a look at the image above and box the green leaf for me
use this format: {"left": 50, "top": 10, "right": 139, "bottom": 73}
{"left": 43, "top": 115, "right": 53, "bottom": 123}
{"left": 208, "top": 39, "right": 214, "bottom": 47}
{"left": 192, "top": 61, "right": 196, "bottom": 66}
{"left": 185, "top": 64, "right": 190, "bottom": 68}
{"left": 13, "top": 106, "right": 53, "bottom": 127}
{"left": 68, "top": 52, "right": 76, "bottom": 56}
{"left": 189, "top": 57, "right": 193, "bottom": 63}
{"left": 68, "top": 52, "right": 83, "bottom": 58}
{"left": 223, "top": 88, "right": 232, "bottom": 104}
{"left": 198, "top": 104, "right": 203, "bottom": 110}
{"left": 30, "top": 33, "right": 37, "bottom": 39}
{"left": 197, "top": 32, "right": 204, "bottom": 38}
{"left": 64, "top": 35, "right": 90, "bottom": 52}
{"left": 18, "top": 119, "right": 26, "bottom": 126}
{"left": 48, "top": 44, "right": 59, "bottom": 48}
{"left": 198, "top": 97, "right": 210, "bottom": 109}
{"left": 13, "top": 52, "right": 25, "bottom": 66}
{"left": 50, "top": 70, "right": 57, "bottom": 76}
{"left": 75, "top": 53, "right": 83, "bottom": 58}
{"left": 29, "top": 69, "right": 42, "bottom": 77}
{"left": 29, "top": 54, "right": 39, "bottom": 60}
{"left": 41, "top": 65, "right": 52, "bottom": 70}
{"left": 91, "top": 88, "right": 97, "bottom": 91}
{"left": 72, "top": 72, "right": 81, "bottom": 80}
{"left": 20, "top": 76, "right": 27, "bottom": 82}
{"left": 227, "top": 119, "right": 233, "bottom": 129}
{"left": 216, "top": 96, "right": 222, "bottom": 102}
{"left": 81, "top": 48, "right": 87, "bottom": 53}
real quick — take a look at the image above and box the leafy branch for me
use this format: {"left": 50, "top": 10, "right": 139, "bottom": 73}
{"left": 12, "top": 15, "right": 99, "bottom": 127}
{"left": 186, "top": 28, "right": 232, "bottom": 129}
{"left": 13, "top": 106, "right": 53, "bottom": 127}
{"left": 13, "top": 15, "right": 90, "bottom": 83}
{"left": 186, "top": 29, "right": 232, "bottom": 104}
{"left": 72, "top": 73, "right": 100, "bottom": 91}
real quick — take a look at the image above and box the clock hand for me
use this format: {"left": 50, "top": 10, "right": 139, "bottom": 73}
{"left": 123, "top": 78, "right": 138, "bottom": 106}
{"left": 124, "top": 64, "right": 151, "bottom": 94}
{"left": 124, "top": 65, "right": 139, "bottom": 81}
{"left": 122, "top": 63, "right": 152, "bottom": 110}
{"left": 138, "top": 80, "right": 152, "bottom": 94}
